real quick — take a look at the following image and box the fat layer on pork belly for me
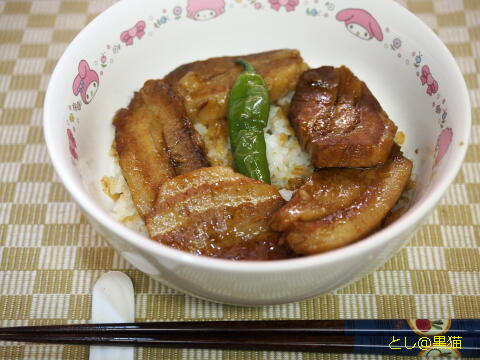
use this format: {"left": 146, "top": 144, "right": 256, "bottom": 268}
{"left": 146, "top": 166, "right": 290, "bottom": 260}
{"left": 270, "top": 145, "right": 412, "bottom": 255}
{"left": 113, "top": 80, "right": 208, "bottom": 219}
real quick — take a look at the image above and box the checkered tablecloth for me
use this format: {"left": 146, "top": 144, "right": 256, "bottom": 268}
{"left": 0, "top": 0, "right": 478, "bottom": 359}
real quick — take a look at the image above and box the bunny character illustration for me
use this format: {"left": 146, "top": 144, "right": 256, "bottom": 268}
{"left": 187, "top": 0, "right": 225, "bottom": 20}
{"left": 434, "top": 128, "right": 453, "bottom": 167}
{"left": 72, "top": 60, "right": 99, "bottom": 105}
{"left": 336, "top": 8, "right": 383, "bottom": 41}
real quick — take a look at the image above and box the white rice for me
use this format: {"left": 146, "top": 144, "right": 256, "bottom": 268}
{"left": 264, "top": 105, "right": 313, "bottom": 188}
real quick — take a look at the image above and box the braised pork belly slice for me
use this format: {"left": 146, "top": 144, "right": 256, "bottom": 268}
{"left": 146, "top": 167, "right": 291, "bottom": 260}
{"left": 113, "top": 80, "right": 208, "bottom": 219}
{"left": 270, "top": 145, "right": 412, "bottom": 255}
{"left": 164, "top": 49, "right": 309, "bottom": 166}
{"left": 289, "top": 66, "right": 397, "bottom": 168}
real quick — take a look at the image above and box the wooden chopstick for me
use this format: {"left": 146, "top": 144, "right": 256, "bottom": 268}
{"left": 1, "top": 320, "right": 478, "bottom": 356}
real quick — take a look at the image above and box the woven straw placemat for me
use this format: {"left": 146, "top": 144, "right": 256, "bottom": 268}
{"left": 0, "top": 0, "right": 478, "bottom": 359}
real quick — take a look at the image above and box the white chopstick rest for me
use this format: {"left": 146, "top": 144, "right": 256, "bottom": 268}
{"left": 89, "top": 271, "right": 135, "bottom": 360}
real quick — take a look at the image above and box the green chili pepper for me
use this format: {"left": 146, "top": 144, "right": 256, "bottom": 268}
{"left": 227, "top": 59, "right": 271, "bottom": 183}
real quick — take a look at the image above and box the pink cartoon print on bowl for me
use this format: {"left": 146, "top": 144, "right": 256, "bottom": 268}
{"left": 120, "top": 20, "right": 146, "bottom": 46}
{"left": 268, "top": 0, "right": 299, "bottom": 12}
{"left": 67, "top": 128, "right": 78, "bottom": 160}
{"left": 420, "top": 65, "right": 439, "bottom": 96}
{"left": 336, "top": 8, "right": 383, "bottom": 41}
{"left": 187, "top": 0, "right": 225, "bottom": 21}
{"left": 434, "top": 127, "right": 453, "bottom": 167}
{"left": 72, "top": 60, "right": 99, "bottom": 105}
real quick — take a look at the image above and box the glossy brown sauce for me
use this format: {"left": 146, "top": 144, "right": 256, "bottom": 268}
{"left": 113, "top": 53, "right": 414, "bottom": 259}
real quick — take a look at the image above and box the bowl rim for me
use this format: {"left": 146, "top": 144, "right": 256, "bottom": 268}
{"left": 43, "top": 0, "right": 471, "bottom": 274}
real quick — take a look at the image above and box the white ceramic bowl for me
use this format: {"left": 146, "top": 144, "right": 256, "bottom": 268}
{"left": 44, "top": 0, "right": 470, "bottom": 305}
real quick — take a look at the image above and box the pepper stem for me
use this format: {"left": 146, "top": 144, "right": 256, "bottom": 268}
{"left": 235, "top": 59, "right": 255, "bottom": 73}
